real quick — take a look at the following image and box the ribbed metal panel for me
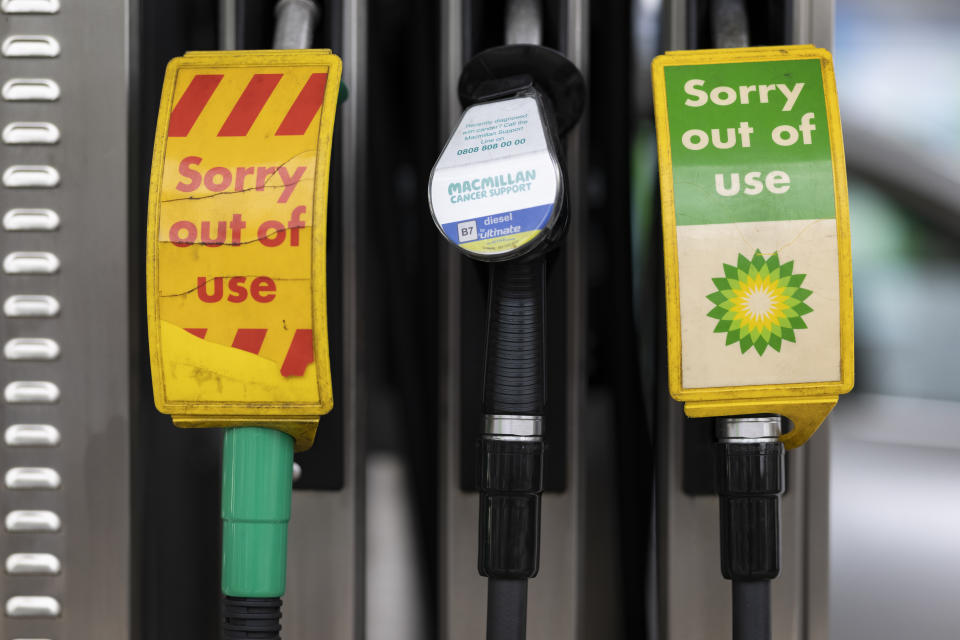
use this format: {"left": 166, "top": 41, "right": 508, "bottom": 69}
{"left": 0, "top": 1, "right": 131, "bottom": 639}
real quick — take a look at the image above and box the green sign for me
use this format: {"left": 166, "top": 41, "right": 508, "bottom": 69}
{"left": 651, "top": 46, "right": 854, "bottom": 450}
{"left": 664, "top": 59, "right": 835, "bottom": 226}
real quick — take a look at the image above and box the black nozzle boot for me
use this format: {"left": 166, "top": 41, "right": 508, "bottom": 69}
{"left": 478, "top": 437, "right": 544, "bottom": 579}
{"left": 716, "top": 440, "right": 784, "bottom": 581}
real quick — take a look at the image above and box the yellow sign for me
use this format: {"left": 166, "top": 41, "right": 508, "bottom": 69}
{"left": 146, "top": 50, "right": 341, "bottom": 451}
{"left": 651, "top": 46, "right": 853, "bottom": 448}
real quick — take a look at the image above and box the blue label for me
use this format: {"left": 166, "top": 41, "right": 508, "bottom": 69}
{"left": 440, "top": 203, "right": 553, "bottom": 246}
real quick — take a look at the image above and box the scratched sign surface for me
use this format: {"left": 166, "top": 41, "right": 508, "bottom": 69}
{"left": 147, "top": 50, "right": 340, "bottom": 425}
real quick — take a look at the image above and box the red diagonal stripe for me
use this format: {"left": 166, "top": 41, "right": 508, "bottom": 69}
{"left": 218, "top": 74, "right": 283, "bottom": 137}
{"left": 184, "top": 328, "right": 208, "bottom": 339}
{"left": 231, "top": 329, "right": 268, "bottom": 354}
{"left": 169, "top": 75, "right": 223, "bottom": 137}
{"left": 280, "top": 329, "right": 314, "bottom": 377}
{"left": 275, "top": 74, "right": 328, "bottom": 136}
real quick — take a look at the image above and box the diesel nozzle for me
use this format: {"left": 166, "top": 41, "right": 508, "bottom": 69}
{"left": 428, "top": 43, "right": 584, "bottom": 640}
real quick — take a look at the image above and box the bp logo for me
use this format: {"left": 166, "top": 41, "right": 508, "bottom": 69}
{"left": 706, "top": 250, "right": 812, "bottom": 355}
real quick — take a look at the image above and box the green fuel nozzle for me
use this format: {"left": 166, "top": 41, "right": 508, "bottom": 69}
{"left": 220, "top": 427, "right": 294, "bottom": 640}
{"left": 222, "top": 426, "right": 294, "bottom": 598}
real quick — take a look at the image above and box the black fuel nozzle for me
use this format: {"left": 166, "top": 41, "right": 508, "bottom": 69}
{"left": 428, "top": 44, "right": 584, "bottom": 640}
{"left": 445, "top": 46, "right": 583, "bottom": 585}
{"left": 715, "top": 416, "right": 784, "bottom": 581}
{"left": 716, "top": 416, "right": 785, "bottom": 640}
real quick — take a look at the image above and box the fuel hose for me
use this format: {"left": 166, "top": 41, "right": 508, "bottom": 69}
{"left": 429, "top": 44, "right": 584, "bottom": 640}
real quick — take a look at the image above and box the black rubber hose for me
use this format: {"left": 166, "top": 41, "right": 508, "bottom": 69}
{"left": 487, "top": 577, "right": 529, "bottom": 640}
{"left": 482, "top": 259, "right": 546, "bottom": 416}
{"left": 732, "top": 580, "right": 771, "bottom": 640}
{"left": 223, "top": 596, "right": 282, "bottom": 639}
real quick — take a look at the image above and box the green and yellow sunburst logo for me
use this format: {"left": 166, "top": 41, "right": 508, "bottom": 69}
{"left": 706, "top": 250, "right": 813, "bottom": 355}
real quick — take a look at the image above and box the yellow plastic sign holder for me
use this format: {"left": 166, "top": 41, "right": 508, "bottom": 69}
{"left": 147, "top": 50, "right": 341, "bottom": 451}
{"left": 652, "top": 46, "right": 853, "bottom": 449}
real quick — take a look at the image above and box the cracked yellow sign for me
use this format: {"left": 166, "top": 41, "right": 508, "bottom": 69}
{"left": 146, "top": 50, "right": 340, "bottom": 449}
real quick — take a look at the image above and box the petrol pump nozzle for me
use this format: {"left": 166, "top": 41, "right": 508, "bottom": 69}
{"left": 146, "top": 1, "right": 340, "bottom": 638}
{"left": 716, "top": 416, "right": 784, "bottom": 640}
{"left": 428, "top": 43, "right": 584, "bottom": 640}
{"left": 651, "top": 41, "right": 853, "bottom": 640}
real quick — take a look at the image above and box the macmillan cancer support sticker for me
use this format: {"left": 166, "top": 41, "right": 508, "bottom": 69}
{"left": 429, "top": 95, "right": 561, "bottom": 257}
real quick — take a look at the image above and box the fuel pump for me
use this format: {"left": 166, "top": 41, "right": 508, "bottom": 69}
{"left": 651, "top": 45, "right": 854, "bottom": 640}
{"left": 145, "top": 6, "right": 341, "bottom": 634}
{"left": 428, "top": 45, "right": 584, "bottom": 640}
